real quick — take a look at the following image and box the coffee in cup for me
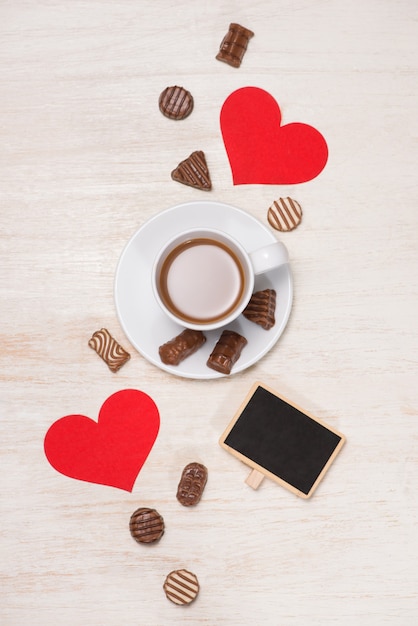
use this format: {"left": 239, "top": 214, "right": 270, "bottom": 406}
{"left": 152, "top": 228, "right": 288, "bottom": 331}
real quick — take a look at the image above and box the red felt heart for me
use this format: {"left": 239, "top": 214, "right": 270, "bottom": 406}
{"left": 220, "top": 86, "right": 328, "bottom": 185}
{"left": 44, "top": 389, "right": 160, "bottom": 491}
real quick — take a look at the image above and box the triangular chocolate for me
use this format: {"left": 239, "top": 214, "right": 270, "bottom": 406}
{"left": 171, "top": 150, "right": 212, "bottom": 190}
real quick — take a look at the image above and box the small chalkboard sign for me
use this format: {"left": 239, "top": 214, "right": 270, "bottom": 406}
{"left": 219, "top": 382, "right": 345, "bottom": 498}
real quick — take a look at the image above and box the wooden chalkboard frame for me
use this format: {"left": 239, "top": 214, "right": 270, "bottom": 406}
{"left": 219, "top": 382, "right": 346, "bottom": 499}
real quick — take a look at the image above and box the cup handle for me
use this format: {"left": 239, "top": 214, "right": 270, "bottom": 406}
{"left": 249, "top": 241, "right": 289, "bottom": 275}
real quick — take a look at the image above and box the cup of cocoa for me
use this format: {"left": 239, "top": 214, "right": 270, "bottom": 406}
{"left": 152, "top": 228, "right": 289, "bottom": 331}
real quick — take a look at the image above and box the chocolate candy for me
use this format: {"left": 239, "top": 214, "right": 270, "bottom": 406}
{"left": 243, "top": 289, "right": 277, "bottom": 330}
{"left": 267, "top": 197, "right": 303, "bottom": 232}
{"left": 176, "top": 462, "right": 208, "bottom": 506}
{"left": 206, "top": 330, "right": 247, "bottom": 375}
{"left": 163, "top": 569, "right": 200, "bottom": 605}
{"left": 88, "top": 328, "right": 130, "bottom": 372}
{"left": 159, "top": 329, "right": 206, "bottom": 366}
{"left": 216, "top": 23, "right": 254, "bottom": 68}
{"left": 171, "top": 150, "right": 212, "bottom": 190}
{"left": 129, "top": 507, "right": 164, "bottom": 544}
{"left": 159, "top": 86, "right": 194, "bottom": 120}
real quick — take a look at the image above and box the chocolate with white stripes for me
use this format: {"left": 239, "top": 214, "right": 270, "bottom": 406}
{"left": 88, "top": 328, "right": 130, "bottom": 372}
{"left": 267, "top": 197, "right": 303, "bottom": 232}
{"left": 163, "top": 569, "right": 200, "bottom": 605}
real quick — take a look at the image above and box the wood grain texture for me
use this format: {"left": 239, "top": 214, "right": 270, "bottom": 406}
{"left": 1, "top": 1, "right": 417, "bottom": 624}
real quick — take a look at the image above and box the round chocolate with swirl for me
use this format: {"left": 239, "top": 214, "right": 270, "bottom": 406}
{"left": 159, "top": 86, "right": 194, "bottom": 120}
{"left": 129, "top": 507, "right": 164, "bottom": 544}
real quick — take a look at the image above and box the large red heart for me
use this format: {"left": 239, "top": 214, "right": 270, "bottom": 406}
{"left": 220, "top": 86, "right": 328, "bottom": 185}
{"left": 44, "top": 389, "right": 160, "bottom": 492}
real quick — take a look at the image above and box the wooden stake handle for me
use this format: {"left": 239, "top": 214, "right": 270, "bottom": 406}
{"left": 245, "top": 468, "right": 264, "bottom": 489}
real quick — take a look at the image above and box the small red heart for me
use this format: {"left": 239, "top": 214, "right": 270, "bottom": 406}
{"left": 220, "top": 86, "right": 328, "bottom": 185}
{"left": 44, "top": 389, "right": 160, "bottom": 492}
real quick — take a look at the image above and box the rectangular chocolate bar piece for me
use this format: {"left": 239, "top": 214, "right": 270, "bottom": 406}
{"left": 206, "top": 330, "right": 247, "bottom": 375}
{"left": 88, "top": 328, "right": 130, "bottom": 372}
{"left": 159, "top": 328, "right": 206, "bottom": 366}
{"left": 216, "top": 23, "right": 254, "bottom": 68}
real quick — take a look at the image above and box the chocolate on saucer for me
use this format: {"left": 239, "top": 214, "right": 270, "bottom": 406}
{"left": 159, "top": 329, "right": 206, "bottom": 366}
{"left": 207, "top": 330, "right": 247, "bottom": 375}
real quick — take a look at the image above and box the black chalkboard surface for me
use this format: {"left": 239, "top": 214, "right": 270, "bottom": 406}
{"left": 219, "top": 382, "right": 345, "bottom": 498}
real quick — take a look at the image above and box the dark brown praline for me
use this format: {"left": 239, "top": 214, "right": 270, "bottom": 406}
{"left": 242, "top": 289, "right": 277, "bottom": 330}
{"left": 176, "top": 462, "right": 208, "bottom": 506}
{"left": 206, "top": 330, "right": 247, "bottom": 375}
{"left": 159, "top": 329, "right": 206, "bottom": 366}
{"left": 159, "top": 85, "right": 194, "bottom": 120}
{"left": 216, "top": 23, "right": 254, "bottom": 68}
{"left": 129, "top": 507, "right": 164, "bottom": 544}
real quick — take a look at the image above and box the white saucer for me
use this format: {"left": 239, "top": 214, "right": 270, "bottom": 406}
{"left": 114, "top": 201, "right": 293, "bottom": 379}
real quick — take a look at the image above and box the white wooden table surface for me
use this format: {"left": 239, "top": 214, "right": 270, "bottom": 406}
{"left": 1, "top": 1, "right": 417, "bottom": 624}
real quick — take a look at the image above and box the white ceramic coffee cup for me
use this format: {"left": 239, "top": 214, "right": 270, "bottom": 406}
{"left": 152, "top": 228, "right": 289, "bottom": 331}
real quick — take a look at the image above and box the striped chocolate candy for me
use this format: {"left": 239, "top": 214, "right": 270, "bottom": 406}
{"left": 171, "top": 150, "right": 212, "bottom": 190}
{"left": 163, "top": 569, "right": 200, "bottom": 605}
{"left": 88, "top": 328, "right": 130, "bottom": 373}
{"left": 243, "top": 288, "right": 276, "bottom": 330}
{"left": 159, "top": 86, "right": 194, "bottom": 120}
{"left": 129, "top": 507, "right": 164, "bottom": 544}
{"left": 267, "top": 197, "right": 303, "bottom": 232}
{"left": 216, "top": 23, "right": 254, "bottom": 68}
